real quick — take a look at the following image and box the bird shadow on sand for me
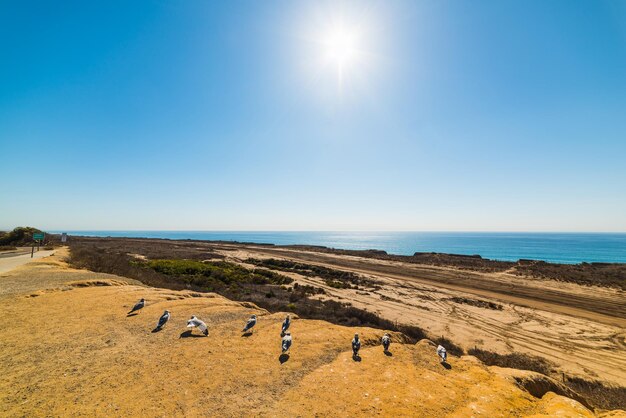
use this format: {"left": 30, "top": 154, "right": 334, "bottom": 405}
{"left": 241, "top": 332, "right": 253, "bottom": 338}
{"left": 384, "top": 351, "right": 393, "bottom": 357}
{"left": 279, "top": 354, "right": 290, "bottom": 364}
{"left": 151, "top": 327, "right": 163, "bottom": 333}
{"left": 440, "top": 362, "right": 452, "bottom": 370}
{"left": 126, "top": 313, "right": 139, "bottom": 317}
{"left": 352, "top": 354, "right": 362, "bottom": 362}
{"left": 179, "top": 330, "right": 204, "bottom": 339}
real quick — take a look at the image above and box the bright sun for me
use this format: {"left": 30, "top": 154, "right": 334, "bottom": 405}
{"left": 322, "top": 24, "right": 360, "bottom": 84}
{"left": 325, "top": 27, "right": 357, "bottom": 67}
{"left": 297, "top": 4, "right": 380, "bottom": 95}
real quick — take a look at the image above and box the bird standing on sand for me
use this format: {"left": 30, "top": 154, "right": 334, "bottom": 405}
{"left": 242, "top": 314, "right": 257, "bottom": 333}
{"left": 437, "top": 345, "right": 447, "bottom": 363}
{"left": 155, "top": 310, "right": 170, "bottom": 330}
{"left": 281, "top": 314, "right": 291, "bottom": 336}
{"left": 281, "top": 331, "right": 292, "bottom": 353}
{"left": 187, "top": 315, "right": 209, "bottom": 336}
{"left": 381, "top": 333, "right": 391, "bottom": 352}
{"left": 128, "top": 298, "right": 145, "bottom": 314}
{"left": 352, "top": 333, "right": 361, "bottom": 357}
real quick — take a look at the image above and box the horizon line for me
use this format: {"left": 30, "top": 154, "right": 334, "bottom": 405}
{"left": 38, "top": 229, "right": 626, "bottom": 234}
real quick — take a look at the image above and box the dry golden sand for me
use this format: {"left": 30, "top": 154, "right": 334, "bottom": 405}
{"left": 0, "top": 250, "right": 624, "bottom": 417}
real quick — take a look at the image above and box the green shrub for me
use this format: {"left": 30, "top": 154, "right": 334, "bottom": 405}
{"left": 146, "top": 259, "right": 292, "bottom": 288}
{"left": 245, "top": 258, "right": 379, "bottom": 287}
{"left": 0, "top": 227, "right": 44, "bottom": 246}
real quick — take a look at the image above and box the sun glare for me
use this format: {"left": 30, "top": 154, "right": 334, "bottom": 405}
{"left": 322, "top": 24, "right": 359, "bottom": 85}
{"left": 295, "top": 3, "right": 383, "bottom": 98}
{"left": 325, "top": 26, "right": 357, "bottom": 67}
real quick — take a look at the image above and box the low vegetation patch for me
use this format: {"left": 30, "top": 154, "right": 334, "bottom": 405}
{"left": 512, "top": 260, "right": 626, "bottom": 290}
{"left": 563, "top": 376, "right": 626, "bottom": 411}
{"left": 0, "top": 245, "right": 17, "bottom": 252}
{"left": 448, "top": 296, "right": 503, "bottom": 310}
{"left": 468, "top": 348, "right": 553, "bottom": 375}
{"left": 245, "top": 258, "right": 380, "bottom": 289}
{"left": 146, "top": 259, "right": 293, "bottom": 288}
{"left": 292, "top": 282, "right": 325, "bottom": 295}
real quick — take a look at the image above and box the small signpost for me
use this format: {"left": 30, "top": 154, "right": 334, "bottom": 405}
{"left": 32, "top": 232, "right": 45, "bottom": 255}
{"left": 61, "top": 233, "right": 67, "bottom": 243}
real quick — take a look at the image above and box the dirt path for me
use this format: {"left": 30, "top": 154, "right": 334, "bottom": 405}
{"left": 0, "top": 249, "right": 57, "bottom": 274}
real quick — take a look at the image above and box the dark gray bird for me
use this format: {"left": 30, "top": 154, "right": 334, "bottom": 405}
{"left": 156, "top": 310, "right": 170, "bottom": 330}
{"left": 381, "top": 333, "right": 391, "bottom": 352}
{"left": 281, "top": 331, "right": 292, "bottom": 353}
{"left": 437, "top": 345, "right": 447, "bottom": 363}
{"left": 281, "top": 314, "right": 291, "bottom": 336}
{"left": 242, "top": 314, "right": 257, "bottom": 333}
{"left": 352, "top": 333, "right": 361, "bottom": 356}
{"left": 187, "top": 315, "right": 208, "bottom": 336}
{"left": 128, "top": 298, "right": 145, "bottom": 314}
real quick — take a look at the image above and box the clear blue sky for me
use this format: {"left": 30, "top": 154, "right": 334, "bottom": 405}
{"left": 1, "top": 0, "right": 625, "bottom": 231}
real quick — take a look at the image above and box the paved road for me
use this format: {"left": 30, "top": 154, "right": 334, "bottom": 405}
{"left": 0, "top": 250, "right": 57, "bottom": 274}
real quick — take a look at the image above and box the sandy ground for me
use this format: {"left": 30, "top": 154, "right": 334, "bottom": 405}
{"left": 1, "top": 250, "right": 620, "bottom": 417}
{"left": 212, "top": 244, "right": 626, "bottom": 387}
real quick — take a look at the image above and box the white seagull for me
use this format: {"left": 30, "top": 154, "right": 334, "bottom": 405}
{"left": 381, "top": 333, "right": 391, "bottom": 352}
{"left": 187, "top": 315, "right": 208, "bottom": 336}
{"left": 242, "top": 314, "right": 257, "bottom": 333}
{"left": 156, "top": 310, "right": 170, "bottom": 330}
{"left": 352, "top": 333, "right": 361, "bottom": 356}
{"left": 281, "top": 314, "right": 291, "bottom": 336}
{"left": 128, "top": 298, "right": 145, "bottom": 314}
{"left": 437, "top": 345, "right": 447, "bottom": 363}
{"left": 282, "top": 331, "right": 292, "bottom": 353}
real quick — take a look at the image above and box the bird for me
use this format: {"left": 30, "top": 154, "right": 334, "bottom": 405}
{"left": 352, "top": 333, "right": 361, "bottom": 357}
{"left": 187, "top": 315, "right": 208, "bottom": 336}
{"left": 437, "top": 345, "right": 447, "bottom": 363}
{"left": 281, "top": 314, "right": 291, "bottom": 336}
{"left": 155, "top": 310, "right": 170, "bottom": 330}
{"left": 242, "top": 314, "right": 257, "bottom": 333}
{"left": 381, "top": 333, "right": 391, "bottom": 352}
{"left": 128, "top": 298, "right": 145, "bottom": 314}
{"left": 281, "top": 331, "right": 292, "bottom": 353}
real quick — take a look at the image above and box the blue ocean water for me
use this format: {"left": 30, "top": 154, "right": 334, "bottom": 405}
{"left": 54, "top": 231, "right": 626, "bottom": 264}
